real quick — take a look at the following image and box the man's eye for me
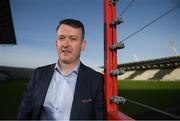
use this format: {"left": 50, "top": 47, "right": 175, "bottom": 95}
{"left": 58, "top": 37, "right": 65, "bottom": 41}
{"left": 70, "top": 37, "right": 76, "bottom": 41}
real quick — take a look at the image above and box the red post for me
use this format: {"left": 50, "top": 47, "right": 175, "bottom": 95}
{"left": 104, "top": 1, "right": 134, "bottom": 120}
{"left": 104, "top": 0, "right": 118, "bottom": 112}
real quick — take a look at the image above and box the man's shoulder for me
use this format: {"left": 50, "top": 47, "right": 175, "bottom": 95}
{"left": 80, "top": 63, "right": 104, "bottom": 88}
{"left": 80, "top": 63, "right": 103, "bottom": 78}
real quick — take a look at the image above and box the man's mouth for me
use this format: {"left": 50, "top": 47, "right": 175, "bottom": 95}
{"left": 62, "top": 48, "right": 71, "bottom": 53}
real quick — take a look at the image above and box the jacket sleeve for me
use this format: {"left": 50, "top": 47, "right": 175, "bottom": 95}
{"left": 94, "top": 74, "right": 107, "bottom": 120}
{"left": 16, "top": 69, "right": 37, "bottom": 119}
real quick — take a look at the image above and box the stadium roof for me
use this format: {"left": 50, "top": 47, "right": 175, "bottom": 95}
{"left": 118, "top": 55, "right": 180, "bottom": 71}
{"left": 0, "top": 0, "right": 16, "bottom": 44}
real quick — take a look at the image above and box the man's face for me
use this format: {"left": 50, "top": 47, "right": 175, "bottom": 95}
{"left": 56, "top": 24, "right": 86, "bottom": 64}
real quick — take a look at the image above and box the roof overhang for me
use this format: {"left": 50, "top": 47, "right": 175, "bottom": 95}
{"left": 0, "top": 0, "right": 16, "bottom": 45}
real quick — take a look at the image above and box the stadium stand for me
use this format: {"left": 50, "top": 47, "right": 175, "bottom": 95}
{"left": 0, "top": 55, "right": 179, "bottom": 82}
{"left": 118, "top": 55, "right": 180, "bottom": 81}
{"left": 0, "top": 66, "right": 33, "bottom": 82}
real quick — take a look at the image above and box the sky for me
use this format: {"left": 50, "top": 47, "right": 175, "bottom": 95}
{"left": 0, "top": 0, "right": 180, "bottom": 70}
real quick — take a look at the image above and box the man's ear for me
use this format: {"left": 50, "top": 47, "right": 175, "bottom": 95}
{"left": 81, "top": 40, "right": 86, "bottom": 52}
{"left": 55, "top": 40, "right": 57, "bottom": 48}
{"left": 55, "top": 39, "right": 58, "bottom": 48}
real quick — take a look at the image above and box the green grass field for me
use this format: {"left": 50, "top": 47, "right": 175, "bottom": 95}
{"left": 0, "top": 80, "right": 27, "bottom": 119}
{"left": 0, "top": 79, "right": 180, "bottom": 119}
{"left": 118, "top": 80, "right": 180, "bottom": 119}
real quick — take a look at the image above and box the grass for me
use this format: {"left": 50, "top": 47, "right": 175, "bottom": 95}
{"left": 0, "top": 79, "right": 180, "bottom": 119}
{"left": 0, "top": 80, "right": 27, "bottom": 119}
{"left": 118, "top": 80, "right": 180, "bottom": 89}
{"left": 118, "top": 80, "right": 180, "bottom": 119}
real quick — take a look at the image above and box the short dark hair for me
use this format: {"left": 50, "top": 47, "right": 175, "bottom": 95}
{"left": 56, "top": 19, "right": 85, "bottom": 39}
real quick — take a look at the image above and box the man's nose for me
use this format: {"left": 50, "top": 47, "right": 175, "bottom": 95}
{"left": 63, "top": 38, "right": 70, "bottom": 46}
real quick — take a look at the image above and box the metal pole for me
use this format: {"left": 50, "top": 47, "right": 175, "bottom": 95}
{"left": 104, "top": 0, "right": 118, "bottom": 112}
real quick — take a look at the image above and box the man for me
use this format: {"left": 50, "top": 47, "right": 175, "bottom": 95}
{"left": 17, "top": 19, "right": 106, "bottom": 120}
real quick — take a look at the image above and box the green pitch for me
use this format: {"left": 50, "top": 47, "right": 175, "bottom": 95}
{"left": 118, "top": 80, "right": 180, "bottom": 89}
{"left": 0, "top": 80, "right": 27, "bottom": 119}
{"left": 118, "top": 80, "right": 180, "bottom": 119}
